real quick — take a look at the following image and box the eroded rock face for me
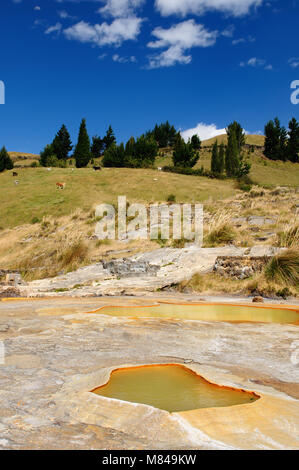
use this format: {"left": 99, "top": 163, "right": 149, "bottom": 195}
{"left": 0, "top": 297, "right": 298, "bottom": 450}
{"left": 214, "top": 257, "right": 268, "bottom": 280}
{"left": 25, "top": 245, "right": 285, "bottom": 297}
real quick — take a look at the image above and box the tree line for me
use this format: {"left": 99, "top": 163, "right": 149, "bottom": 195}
{"left": 264, "top": 117, "right": 299, "bottom": 163}
{"left": 8, "top": 115, "right": 297, "bottom": 174}
{"left": 210, "top": 121, "right": 251, "bottom": 178}
{"left": 40, "top": 120, "right": 117, "bottom": 168}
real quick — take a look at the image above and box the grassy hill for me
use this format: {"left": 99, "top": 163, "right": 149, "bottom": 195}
{"left": 201, "top": 134, "right": 265, "bottom": 147}
{"left": 8, "top": 151, "right": 40, "bottom": 167}
{"left": 0, "top": 167, "right": 237, "bottom": 229}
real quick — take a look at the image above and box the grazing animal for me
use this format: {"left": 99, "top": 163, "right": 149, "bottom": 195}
{"left": 47, "top": 168, "right": 52, "bottom": 171}
{"left": 93, "top": 166, "right": 102, "bottom": 171}
{"left": 157, "top": 167, "right": 162, "bottom": 171}
{"left": 56, "top": 182, "right": 66, "bottom": 190}
{"left": 14, "top": 180, "right": 19, "bottom": 185}
{"left": 13, "top": 172, "right": 18, "bottom": 177}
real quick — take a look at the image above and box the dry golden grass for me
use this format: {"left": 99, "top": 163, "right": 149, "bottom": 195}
{"left": 201, "top": 134, "right": 265, "bottom": 147}
{"left": 178, "top": 271, "right": 298, "bottom": 298}
{"left": 0, "top": 209, "right": 157, "bottom": 280}
{"left": 204, "top": 211, "right": 236, "bottom": 246}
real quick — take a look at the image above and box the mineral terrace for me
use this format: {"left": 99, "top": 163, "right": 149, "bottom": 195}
{"left": 0, "top": 296, "right": 298, "bottom": 450}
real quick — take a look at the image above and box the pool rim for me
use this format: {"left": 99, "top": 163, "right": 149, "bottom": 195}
{"left": 90, "top": 362, "right": 261, "bottom": 413}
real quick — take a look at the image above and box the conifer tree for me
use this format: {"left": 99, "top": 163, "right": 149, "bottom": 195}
{"left": 91, "top": 135, "right": 104, "bottom": 159}
{"left": 211, "top": 141, "right": 219, "bottom": 174}
{"left": 103, "top": 125, "right": 116, "bottom": 151}
{"left": 287, "top": 117, "right": 299, "bottom": 163}
{"left": 125, "top": 136, "right": 136, "bottom": 157}
{"left": 172, "top": 134, "right": 199, "bottom": 168}
{"left": 0, "top": 146, "right": 13, "bottom": 172}
{"left": 40, "top": 144, "right": 56, "bottom": 167}
{"left": 218, "top": 143, "right": 225, "bottom": 174}
{"left": 264, "top": 117, "right": 287, "bottom": 161}
{"left": 227, "top": 121, "right": 245, "bottom": 151}
{"left": 225, "top": 128, "right": 240, "bottom": 177}
{"left": 74, "top": 119, "right": 91, "bottom": 168}
{"left": 191, "top": 134, "right": 201, "bottom": 151}
{"left": 52, "top": 124, "right": 72, "bottom": 160}
{"left": 102, "top": 143, "right": 126, "bottom": 167}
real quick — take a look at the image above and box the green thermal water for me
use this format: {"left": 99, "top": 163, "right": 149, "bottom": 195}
{"left": 97, "top": 304, "right": 298, "bottom": 324}
{"left": 93, "top": 365, "right": 259, "bottom": 412}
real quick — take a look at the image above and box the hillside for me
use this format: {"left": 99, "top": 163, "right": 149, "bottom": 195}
{"left": 201, "top": 134, "right": 265, "bottom": 147}
{"left": 8, "top": 151, "right": 40, "bottom": 167}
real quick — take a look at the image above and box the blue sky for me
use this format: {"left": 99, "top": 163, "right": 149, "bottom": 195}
{"left": 0, "top": 0, "right": 298, "bottom": 153}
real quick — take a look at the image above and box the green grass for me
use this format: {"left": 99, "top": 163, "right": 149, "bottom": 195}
{"left": 1, "top": 145, "right": 298, "bottom": 230}
{"left": 0, "top": 167, "right": 236, "bottom": 229}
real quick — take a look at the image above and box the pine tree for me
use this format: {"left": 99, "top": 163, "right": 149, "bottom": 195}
{"left": 225, "top": 129, "right": 240, "bottom": 177}
{"left": 191, "top": 134, "right": 201, "bottom": 151}
{"left": 211, "top": 141, "right": 219, "bottom": 174}
{"left": 74, "top": 119, "right": 91, "bottom": 168}
{"left": 102, "top": 143, "right": 126, "bottom": 167}
{"left": 103, "top": 125, "right": 116, "bottom": 151}
{"left": 264, "top": 117, "right": 287, "bottom": 161}
{"left": 172, "top": 134, "right": 199, "bottom": 168}
{"left": 91, "top": 135, "right": 104, "bottom": 159}
{"left": 40, "top": 144, "right": 56, "bottom": 167}
{"left": 125, "top": 136, "right": 136, "bottom": 157}
{"left": 287, "top": 117, "right": 299, "bottom": 163}
{"left": 218, "top": 143, "right": 225, "bottom": 174}
{"left": 133, "top": 135, "right": 158, "bottom": 166}
{"left": 0, "top": 146, "right": 13, "bottom": 172}
{"left": 52, "top": 124, "right": 72, "bottom": 160}
{"left": 227, "top": 121, "right": 245, "bottom": 151}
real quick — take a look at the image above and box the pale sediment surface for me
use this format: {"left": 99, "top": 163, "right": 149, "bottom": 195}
{"left": 0, "top": 296, "right": 298, "bottom": 450}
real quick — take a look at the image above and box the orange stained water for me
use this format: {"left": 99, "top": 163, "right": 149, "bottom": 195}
{"left": 93, "top": 365, "right": 259, "bottom": 413}
{"left": 95, "top": 303, "right": 299, "bottom": 324}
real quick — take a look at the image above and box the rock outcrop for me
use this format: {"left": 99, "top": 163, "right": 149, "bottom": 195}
{"left": 25, "top": 245, "right": 285, "bottom": 297}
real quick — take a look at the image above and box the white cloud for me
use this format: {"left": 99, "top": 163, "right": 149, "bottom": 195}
{"left": 112, "top": 54, "right": 137, "bottom": 62}
{"left": 64, "top": 17, "right": 143, "bottom": 47}
{"left": 58, "top": 10, "right": 75, "bottom": 20}
{"left": 288, "top": 58, "right": 299, "bottom": 68}
{"left": 155, "top": 0, "right": 264, "bottom": 17}
{"left": 240, "top": 57, "right": 272, "bottom": 70}
{"left": 181, "top": 122, "right": 226, "bottom": 142}
{"left": 99, "top": 0, "right": 145, "bottom": 18}
{"left": 147, "top": 20, "right": 217, "bottom": 68}
{"left": 45, "top": 23, "right": 62, "bottom": 35}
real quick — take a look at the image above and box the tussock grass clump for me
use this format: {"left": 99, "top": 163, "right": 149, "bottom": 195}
{"left": 276, "top": 223, "right": 299, "bottom": 249}
{"left": 205, "top": 212, "right": 236, "bottom": 246}
{"left": 59, "top": 240, "right": 89, "bottom": 270}
{"left": 265, "top": 250, "right": 299, "bottom": 286}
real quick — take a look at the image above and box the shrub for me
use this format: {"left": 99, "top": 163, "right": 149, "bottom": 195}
{"left": 265, "top": 250, "right": 299, "bottom": 286}
{"left": 167, "top": 194, "right": 176, "bottom": 203}
{"left": 206, "top": 224, "right": 235, "bottom": 245}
